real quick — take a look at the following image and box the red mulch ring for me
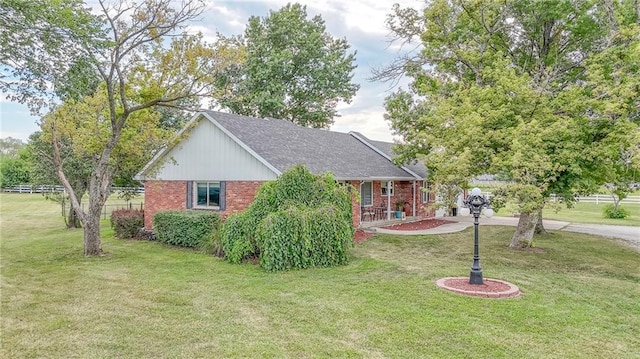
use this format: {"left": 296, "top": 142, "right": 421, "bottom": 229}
{"left": 436, "top": 277, "right": 521, "bottom": 299}
{"left": 381, "top": 218, "right": 454, "bottom": 231}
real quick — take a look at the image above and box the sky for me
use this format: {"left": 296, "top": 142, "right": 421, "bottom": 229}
{"left": 0, "top": 0, "right": 424, "bottom": 143}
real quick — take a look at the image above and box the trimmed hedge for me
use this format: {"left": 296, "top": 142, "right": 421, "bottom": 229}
{"left": 221, "top": 165, "right": 354, "bottom": 271}
{"left": 110, "top": 209, "right": 144, "bottom": 239}
{"left": 154, "top": 211, "right": 220, "bottom": 248}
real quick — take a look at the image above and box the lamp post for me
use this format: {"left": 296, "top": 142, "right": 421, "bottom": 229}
{"left": 461, "top": 187, "right": 493, "bottom": 285}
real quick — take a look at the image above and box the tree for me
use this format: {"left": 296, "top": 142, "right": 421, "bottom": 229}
{"left": 381, "top": 0, "right": 635, "bottom": 247}
{"left": 4, "top": 0, "right": 241, "bottom": 256}
{"left": 0, "top": 137, "right": 26, "bottom": 157}
{"left": 216, "top": 3, "right": 359, "bottom": 128}
{"left": 27, "top": 131, "right": 92, "bottom": 228}
{"left": 0, "top": 0, "right": 103, "bottom": 111}
{"left": 0, "top": 147, "right": 31, "bottom": 187}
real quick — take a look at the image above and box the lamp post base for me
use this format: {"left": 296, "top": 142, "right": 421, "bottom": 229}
{"left": 469, "top": 269, "right": 483, "bottom": 285}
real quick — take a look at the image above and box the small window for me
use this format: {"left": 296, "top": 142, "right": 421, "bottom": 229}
{"left": 195, "top": 182, "right": 220, "bottom": 208}
{"left": 381, "top": 181, "right": 394, "bottom": 196}
{"left": 421, "top": 182, "right": 431, "bottom": 203}
{"left": 361, "top": 181, "right": 372, "bottom": 206}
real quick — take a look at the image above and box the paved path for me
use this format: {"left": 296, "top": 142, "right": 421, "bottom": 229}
{"left": 372, "top": 216, "right": 640, "bottom": 252}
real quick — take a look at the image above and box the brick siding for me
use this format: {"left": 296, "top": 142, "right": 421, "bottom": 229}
{"left": 143, "top": 181, "right": 187, "bottom": 229}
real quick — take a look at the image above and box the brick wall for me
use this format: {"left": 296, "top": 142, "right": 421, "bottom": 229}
{"left": 143, "top": 180, "right": 264, "bottom": 229}
{"left": 143, "top": 180, "right": 187, "bottom": 229}
{"left": 223, "top": 181, "right": 263, "bottom": 216}
{"left": 143, "top": 179, "right": 412, "bottom": 230}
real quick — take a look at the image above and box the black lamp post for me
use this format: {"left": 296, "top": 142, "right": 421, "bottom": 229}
{"left": 461, "top": 187, "right": 493, "bottom": 285}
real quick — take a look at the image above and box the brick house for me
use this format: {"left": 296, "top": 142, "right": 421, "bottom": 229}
{"left": 136, "top": 111, "right": 434, "bottom": 229}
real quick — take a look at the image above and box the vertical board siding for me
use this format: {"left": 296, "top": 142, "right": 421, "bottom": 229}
{"left": 152, "top": 119, "right": 278, "bottom": 181}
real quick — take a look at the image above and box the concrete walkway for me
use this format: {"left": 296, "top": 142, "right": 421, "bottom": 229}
{"left": 372, "top": 216, "right": 640, "bottom": 252}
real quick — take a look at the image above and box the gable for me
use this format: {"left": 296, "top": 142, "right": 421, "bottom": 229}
{"left": 143, "top": 117, "right": 278, "bottom": 181}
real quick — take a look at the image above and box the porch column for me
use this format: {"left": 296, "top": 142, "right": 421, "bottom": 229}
{"left": 412, "top": 181, "right": 416, "bottom": 216}
{"left": 387, "top": 180, "right": 392, "bottom": 221}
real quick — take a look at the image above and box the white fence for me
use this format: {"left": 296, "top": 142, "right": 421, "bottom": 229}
{"left": 480, "top": 191, "right": 640, "bottom": 205}
{"left": 2, "top": 185, "right": 145, "bottom": 194}
{"left": 550, "top": 194, "right": 640, "bottom": 205}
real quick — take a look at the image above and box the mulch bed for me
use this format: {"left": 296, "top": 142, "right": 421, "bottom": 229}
{"left": 354, "top": 218, "right": 455, "bottom": 243}
{"left": 380, "top": 218, "right": 454, "bottom": 231}
{"left": 436, "top": 277, "right": 522, "bottom": 299}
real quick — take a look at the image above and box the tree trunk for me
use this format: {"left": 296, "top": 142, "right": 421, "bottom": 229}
{"left": 67, "top": 206, "right": 82, "bottom": 229}
{"left": 510, "top": 210, "right": 538, "bottom": 248}
{"left": 83, "top": 189, "right": 106, "bottom": 256}
{"left": 534, "top": 207, "right": 547, "bottom": 235}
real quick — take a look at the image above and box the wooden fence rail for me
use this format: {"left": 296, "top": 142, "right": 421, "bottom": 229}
{"left": 2, "top": 185, "right": 144, "bottom": 194}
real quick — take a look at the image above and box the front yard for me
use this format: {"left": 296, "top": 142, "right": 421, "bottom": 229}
{"left": 1, "top": 194, "right": 638, "bottom": 358}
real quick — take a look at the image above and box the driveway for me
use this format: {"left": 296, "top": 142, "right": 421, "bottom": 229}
{"left": 452, "top": 216, "right": 640, "bottom": 252}
{"left": 374, "top": 216, "right": 640, "bottom": 252}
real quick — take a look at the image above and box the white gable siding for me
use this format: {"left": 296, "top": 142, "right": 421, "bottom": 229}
{"left": 149, "top": 119, "right": 278, "bottom": 181}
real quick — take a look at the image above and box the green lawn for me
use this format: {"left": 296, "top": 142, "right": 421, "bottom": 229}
{"left": 1, "top": 193, "right": 639, "bottom": 358}
{"left": 542, "top": 201, "right": 640, "bottom": 226}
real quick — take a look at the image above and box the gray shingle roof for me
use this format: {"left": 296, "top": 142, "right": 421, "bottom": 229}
{"left": 358, "top": 136, "right": 429, "bottom": 179}
{"left": 204, "top": 111, "right": 417, "bottom": 180}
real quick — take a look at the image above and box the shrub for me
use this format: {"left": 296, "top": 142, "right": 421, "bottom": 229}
{"left": 110, "top": 209, "right": 144, "bottom": 239}
{"left": 257, "top": 205, "right": 352, "bottom": 271}
{"left": 602, "top": 204, "right": 630, "bottom": 219}
{"left": 221, "top": 165, "right": 354, "bottom": 271}
{"left": 154, "top": 211, "right": 220, "bottom": 248}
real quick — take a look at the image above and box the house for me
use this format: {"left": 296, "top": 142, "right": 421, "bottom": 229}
{"left": 135, "top": 111, "right": 435, "bottom": 230}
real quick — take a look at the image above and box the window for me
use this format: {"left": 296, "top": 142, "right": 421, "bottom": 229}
{"left": 361, "top": 181, "right": 372, "bottom": 206}
{"left": 195, "top": 182, "right": 220, "bottom": 208}
{"left": 381, "top": 181, "right": 394, "bottom": 196}
{"left": 421, "top": 182, "right": 431, "bottom": 203}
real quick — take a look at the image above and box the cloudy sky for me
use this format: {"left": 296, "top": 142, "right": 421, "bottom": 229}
{"left": 0, "top": 0, "right": 424, "bottom": 142}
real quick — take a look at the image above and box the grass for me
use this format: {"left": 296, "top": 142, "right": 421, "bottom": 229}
{"left": 1, "top": 193, "right": 639, "bottom": 358}
{"left": 542, "top": 201, "right": 640, "bottom": 226}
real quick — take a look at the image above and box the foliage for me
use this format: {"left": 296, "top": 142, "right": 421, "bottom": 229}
{"left": 26, "top": 131, "right": 91, "bottom": 228}
{"left": 602, "top": 204, "right": 630, "bottom": 219}
{"left": 216, "top": 3, "right": 359, "bottom": 128}
{"left": 221, "top": 165, "right": 354, "bottom": 271}
{"left": 3, "top": 0, "right": 244, "bottom": 256}
{"left": 0, "top": 0, "right": 104, "bottom": 110}
{"left": 154, "top": 210, "right": 220, "bottom": 248}
{"left": 0, "top": 137, "right": 26, "bottom": 157}
{"left": 110, "top": 208, "right": 144, "bottom": 239}
{"left": 0, "top": 147, "right": 31, "bottom": 187}
{"left": 381, "top": 0, "right": 640, "bottom": 247}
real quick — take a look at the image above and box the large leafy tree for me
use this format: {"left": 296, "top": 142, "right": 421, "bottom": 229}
{"left": 2, "top": 0, "right": 241, "bottom": 256}
{"left": 382, "top": 0, "right": 638, "bottom": 247}
{"left": 217, "top": 3, "right": 359, "bottom": 128}
{"left": 0, "top": 0, "right": 103, "bottom": 110}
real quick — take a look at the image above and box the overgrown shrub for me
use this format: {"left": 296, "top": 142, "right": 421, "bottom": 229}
{"left": 154, "top": 211, "right": 220, "bottom": 248}
{"left": 602, "top": 204, "right": 630, "bottom": 219}
{"left": 110, "top": 209, "right": 144, "bottom": 239}
{"left": 221, "top": 165, "right": 354, "bottom": 271}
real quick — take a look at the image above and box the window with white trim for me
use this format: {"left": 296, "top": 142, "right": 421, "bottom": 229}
{"left": 421, "top": 182, "right": 431, "bottom": 203}
{"left": 381, "top": 181, "right": 394, "bottom": 196}
{"left": 361, "top": 181, "right": 372, "bottom": 206}
{"left": 195, "top": 181, "right": 220, "bottom": 208}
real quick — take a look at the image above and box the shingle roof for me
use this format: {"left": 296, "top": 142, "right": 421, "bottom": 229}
{"left": 358, "top": 136, "right": 429, "bottom": 179}
{"left": 204, "top": 111, "right": 418, "bottom": 180}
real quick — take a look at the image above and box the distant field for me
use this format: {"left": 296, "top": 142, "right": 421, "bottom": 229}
{"left": 1, "top": 193, "right": 639, "bottom": 358}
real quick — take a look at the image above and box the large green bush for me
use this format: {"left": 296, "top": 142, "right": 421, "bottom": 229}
{"left": 221, "top": 165, "right": 354, "bottom": 271}
{"left": 154, "top": 211, "right": 220, "bottom": 248}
